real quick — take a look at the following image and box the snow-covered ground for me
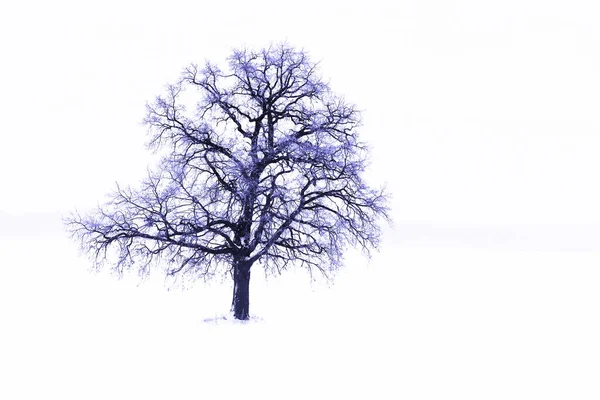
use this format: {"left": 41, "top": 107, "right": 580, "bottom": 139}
{"left": 1, "top": 215, "right": 599, "bottom": 399}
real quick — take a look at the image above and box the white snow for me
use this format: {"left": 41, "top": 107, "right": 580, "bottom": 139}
{"left": 1, "top": 219, "right": 599, "bottom": 399}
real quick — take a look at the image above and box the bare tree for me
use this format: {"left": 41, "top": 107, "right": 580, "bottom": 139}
{"left": 66, "top": 44, "right": 389, "bottom": 320}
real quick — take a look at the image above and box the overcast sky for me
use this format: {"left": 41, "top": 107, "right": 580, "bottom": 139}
{"left": 1, "top": 0, "right": 599, "bottom": 241}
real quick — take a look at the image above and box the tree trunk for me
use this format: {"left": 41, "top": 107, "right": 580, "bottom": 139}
{"left": 231, "top": 260, "right": 251, "bottom": 320}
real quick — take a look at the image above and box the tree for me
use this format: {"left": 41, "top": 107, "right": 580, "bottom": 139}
{"left": 66, "top": 44, "right": 389, "bottom": 320}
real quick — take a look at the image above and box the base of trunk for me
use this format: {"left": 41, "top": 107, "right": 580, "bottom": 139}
{"left": 231, "top": 261, "right": 251, "bottom": 320}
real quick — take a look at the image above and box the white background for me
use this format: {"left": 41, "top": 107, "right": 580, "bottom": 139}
{"left": 1, "top": 0, "right": 599, "bottom": 398}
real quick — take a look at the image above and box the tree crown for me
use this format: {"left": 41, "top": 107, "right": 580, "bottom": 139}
{"left": 66, "top": 43, "right": 389, "bottom": 284}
